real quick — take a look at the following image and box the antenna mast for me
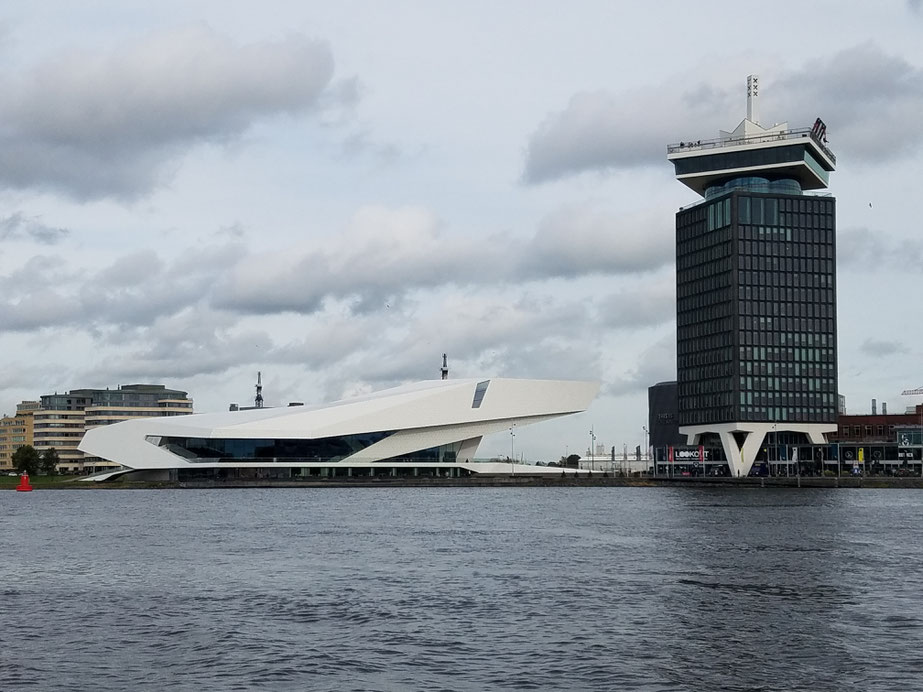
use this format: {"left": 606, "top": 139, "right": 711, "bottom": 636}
{"left": 441, "top": 354, "right": 449, "bottom": 380}
{"left": 255, "top": 372, "right": 264, "bottom": 408}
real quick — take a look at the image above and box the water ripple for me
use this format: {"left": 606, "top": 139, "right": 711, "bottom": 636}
{"left": 2, "top": 487, "right": 923, "bottom": 691}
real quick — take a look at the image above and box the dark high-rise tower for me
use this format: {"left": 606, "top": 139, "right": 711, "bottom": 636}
{"left": 666, "top": 75, "right": 838, "bottom": 476}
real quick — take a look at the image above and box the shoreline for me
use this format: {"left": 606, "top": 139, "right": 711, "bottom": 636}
{"left": 5, "top": 475, "right": 923, "bottom": 490}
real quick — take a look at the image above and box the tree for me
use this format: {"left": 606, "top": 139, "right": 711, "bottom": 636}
{"left": 39, "top": 448, "right": 60, "bottom": 476}
{"left": 12, "top": 445, "right": 40, "bottom": 476}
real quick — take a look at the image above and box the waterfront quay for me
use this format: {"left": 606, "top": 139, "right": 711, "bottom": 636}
{"left": 6, "top": 474, "right": 923, "bottom": 490}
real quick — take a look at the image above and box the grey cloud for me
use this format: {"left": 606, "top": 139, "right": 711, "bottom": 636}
{"left": 859, "top": 339, "right": 908, "bottom": 358}
{"left": 213, "top": 204, "right": 673, "bottom": 317}
{"left": 214, "top": 223, "right": 247, "bottom": 240}
{"left": 523, "top": 83, "right": 734, "bottom": 183}
{"left": 0, "top": 289, "right": 83, "bottom": 331}
{"left": 84, "top": 309, "right": 272, "bottom": 382}
{"left": 772, "top": 44, "right": 923, "bottom": 163}
{"left": 0, "top": 26, "right": 336, "bottom": 199}
{"left": 0, "top": 242, "right": 246, "bottom": 332}
{"left": 606, "top": 333, "right": 676, "bottom": 397}
{"left": 314, "top": 293, "right": 599, "bottom": 399}
{"left": 0, "top": 212, "right": 69, "bottom": 244}
{"left": 838, "top": 227, "right": 923, "bottom": 268}
{"left": 211, "top": 207, "right": 501, "bottom": 315}
{"left": 327, "top": 77, "right": 362, "bottom": 111}
{"left": 0, "top": 362, "right": 66, "bottom": 392}
{"left": 494, "top": 341, "right": 600, "bottom": 382}
{"left": 597, "top": 281, "right": 675, "bottom": 330}
{"left": 0, "top": 202, "right": 669, "bottom": 336}
{"left": 524, "top": 43, "right": 923, "bottom": 182}
{"left": 0, "top": 254, "right": 80, "bottom": 295}
{"left": 339, "top": 130, "right": 402, "bottom": 165}
{"left": 521, "top": 206, "right": 674, "bottom": 279}
{"left": 272, "top": 319, "right": 373, "bottom": 371}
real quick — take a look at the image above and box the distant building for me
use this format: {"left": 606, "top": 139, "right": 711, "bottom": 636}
{"left": 0, "top": 401, "right": 39, "bottom": 471}
{"left": 647, "top": 381, "right": 685, "bottom": 448}
{"left": 832, "top": 404, "right": 923, "bottom": 445}
{"left": 34, "top": 384, "right": 193, "bottom": 474}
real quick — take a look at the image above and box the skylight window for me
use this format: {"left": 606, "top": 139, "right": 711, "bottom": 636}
{"left": 472, "top": 380, "right": 490, "bottom": 408}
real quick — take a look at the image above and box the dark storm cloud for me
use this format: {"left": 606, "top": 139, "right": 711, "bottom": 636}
{"left": 0, "top": 212, "right": 69, "bottom": 244}
{"left": 0, "top": 26, "right": 336, "bottom": 199}
{"left": 523, "top": 43, "right": 923, "bottom": 183}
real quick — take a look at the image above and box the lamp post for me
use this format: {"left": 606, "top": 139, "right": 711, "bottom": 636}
{"left": 510, "top": 424, "right": 515, "bottom": 476}
{"left": 642, "top": 425, "right": 649, "bottom": 475}
{"left": 901, "top": 387, "right": 923, "bottom": 477}
{"left": 589, "top": 427, "right": 596, "bottom": 472}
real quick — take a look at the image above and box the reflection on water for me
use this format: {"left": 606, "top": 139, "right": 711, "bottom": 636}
{"left": 2, "top": 487, "right": 923, "bottom": 691}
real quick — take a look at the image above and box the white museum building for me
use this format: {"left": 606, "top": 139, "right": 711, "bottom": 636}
{"left": 78, "top": 377, "right": 600, "bottom": 482}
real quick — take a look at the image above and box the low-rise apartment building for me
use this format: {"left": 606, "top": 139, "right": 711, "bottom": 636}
{"left": 33, "top": 384, "right": 193, "bottom": 474}
{"left": 0, "top": 401, "right": 39, "bottom": 471}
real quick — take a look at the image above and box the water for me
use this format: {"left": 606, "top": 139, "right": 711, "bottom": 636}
{"left": 2, "top": 487, "right": 923, "bottom": 691}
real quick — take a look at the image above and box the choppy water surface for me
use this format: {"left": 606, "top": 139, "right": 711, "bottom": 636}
{"left": 3, "top": 487, "right": 923, "bottom": 691}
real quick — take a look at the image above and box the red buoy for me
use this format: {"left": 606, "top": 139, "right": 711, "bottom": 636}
{"left": 15, "top": 473, "right": 33, "bottom": 492}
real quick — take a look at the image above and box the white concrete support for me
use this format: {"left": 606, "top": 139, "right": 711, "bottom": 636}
{"left": 456, "top": 437, "right": 482, "bottom": 464}
{"left": 681, "top": 422, "right": 836, "bottom": 478}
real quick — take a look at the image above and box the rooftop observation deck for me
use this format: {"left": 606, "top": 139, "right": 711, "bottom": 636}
{"left": 667, "top": 126, "right": 836, "bottom": 166}
{"left": 667, "top": 123, "right": 836, "bottom": 196}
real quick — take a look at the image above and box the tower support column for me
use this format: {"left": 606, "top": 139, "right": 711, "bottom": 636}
{"left": 681, "top": 422, "right": 836, "bottom": 478}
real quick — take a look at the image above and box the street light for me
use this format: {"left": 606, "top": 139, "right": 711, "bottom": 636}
{"left": 642, "top": 425, "right": 649, "bottom": 475}
{"left": 510, "top": 424, "right": 516, "bottom": 475}
{"left": 901, "top": 387, "right": 923, "bottom": 477}
{"left": 589, "top": 426, "right": 596, "bottom": 471}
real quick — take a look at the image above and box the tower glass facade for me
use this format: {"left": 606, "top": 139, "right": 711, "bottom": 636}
{"left": 676, "top": 188, "right": 837, "bottom": 427}
{"left": 667, "top": 76, "right": 838, "bottom": 476}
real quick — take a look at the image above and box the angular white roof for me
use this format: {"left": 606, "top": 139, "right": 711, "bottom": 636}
{"left": 79, "top": 377, "right": 599, "bottom": 470}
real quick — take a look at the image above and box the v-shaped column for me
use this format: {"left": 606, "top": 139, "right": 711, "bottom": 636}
{"left": 717, "top": 430, "right": 764, "bottom": 478}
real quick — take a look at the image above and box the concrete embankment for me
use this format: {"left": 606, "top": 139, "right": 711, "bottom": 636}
{"left": 6, "top": 475, "right": 923, "bottom": 490}
{"left": 170, "top": 476, "right": 923, "bottom": 489}
{"left": 0, "top": 474, "right": 923, "bottom": 490}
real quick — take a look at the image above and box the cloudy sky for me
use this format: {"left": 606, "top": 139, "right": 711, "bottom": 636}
{"left": 1, "top": 1, "right": 922, "bottom": 460}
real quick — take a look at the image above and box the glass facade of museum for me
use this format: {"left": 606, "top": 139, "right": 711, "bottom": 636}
{"left": 676, "top": 190, "right": 837, "bottom": 427}
{"left": 150, "top": 433, "right": 464, "bottom": 464}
